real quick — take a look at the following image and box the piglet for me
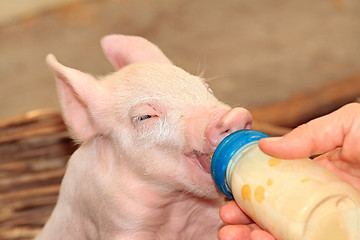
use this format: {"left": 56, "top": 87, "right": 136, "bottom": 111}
{"left": 36, "top": 35, "right": 252, "bottom": 240}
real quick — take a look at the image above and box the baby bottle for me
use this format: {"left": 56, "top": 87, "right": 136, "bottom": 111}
{"left": 211, "top": 130, "right": 360, "bottom": 240}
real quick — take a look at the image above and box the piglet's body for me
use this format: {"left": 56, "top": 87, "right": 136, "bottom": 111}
{"left": 36, "top": 35, "right": 252, "bottom": 240}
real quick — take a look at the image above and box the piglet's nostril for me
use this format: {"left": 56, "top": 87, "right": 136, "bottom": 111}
{"left": 245, "top": 122, "right": 252, "bottom": 130}
{"left": 206, "top": 107, "right": 253, "bottom": 147}
{"left": 218, "top": 127, "right": 240, "bottom": 140}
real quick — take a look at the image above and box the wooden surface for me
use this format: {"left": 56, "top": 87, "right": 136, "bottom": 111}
{"left": 250, "top": 73, "right": 360, "bottom": 128}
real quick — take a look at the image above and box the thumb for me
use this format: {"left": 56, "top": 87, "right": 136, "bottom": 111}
{"left": 258, "top": 103, "right": 360, "bottom": 159}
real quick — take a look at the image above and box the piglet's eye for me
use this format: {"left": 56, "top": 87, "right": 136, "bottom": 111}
{"left": 133, "top": 115, "right": 153, "bottom": 123}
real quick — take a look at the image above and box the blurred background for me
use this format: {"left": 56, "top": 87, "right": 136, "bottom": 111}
{"left": 0, "top": 0, "right": 360, "bottom": 119}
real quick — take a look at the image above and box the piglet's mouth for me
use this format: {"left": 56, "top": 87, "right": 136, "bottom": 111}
{"left": 185, "top": 151, "right": 212, "bottom": 173}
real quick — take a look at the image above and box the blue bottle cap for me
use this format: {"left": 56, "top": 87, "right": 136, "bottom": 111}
{"left": 211, "top": 130, "right": 269, "bottom": 199}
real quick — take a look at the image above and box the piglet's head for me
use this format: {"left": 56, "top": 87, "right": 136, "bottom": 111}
{"left": 47, "top": 35, "right": 252, "bottom": 198}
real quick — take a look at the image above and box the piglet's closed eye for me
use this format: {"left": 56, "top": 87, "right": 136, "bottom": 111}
{"left": 133, "top": 115, "right": 153, "bottom": 122}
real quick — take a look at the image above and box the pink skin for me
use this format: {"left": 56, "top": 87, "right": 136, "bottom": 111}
{"left": 36, "top": 35, "right": 252, "bottom": 240}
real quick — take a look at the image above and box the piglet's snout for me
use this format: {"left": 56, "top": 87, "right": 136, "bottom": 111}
{"left": 206, "top": 107, "right": 252, "bottom": 148}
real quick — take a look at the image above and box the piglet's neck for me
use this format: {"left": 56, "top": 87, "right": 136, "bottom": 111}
{"left": 110, "top": 175, "right": 224, "bottom": 239}
{"left": 130, "top": 190, "right": 224, "bottom": 239}
{"left": 37, "top": 135, "right": 222, "bottom": 240}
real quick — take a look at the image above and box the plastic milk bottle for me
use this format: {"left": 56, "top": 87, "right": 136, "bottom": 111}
{"left": 211, "top": 130, "right": 360, "bottom": 240}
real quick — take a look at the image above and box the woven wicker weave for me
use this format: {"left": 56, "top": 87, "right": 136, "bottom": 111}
{"left": 0, "top": 110, "right": 77, "bottom": 240}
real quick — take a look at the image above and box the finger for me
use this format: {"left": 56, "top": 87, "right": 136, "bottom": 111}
{"left": 314, "top": 151, "right": 360, "bottom": 191}
{"left": 218, "top": 224, "right": 265, "bottom": 240}
{"left": 258, "top": 103, "right": 360, "bottom": 159}
{"left": 220, "top": 201, "right": 253, "bottom": 225}
{"left": 218, "top": 225, "right": 254, "bottom": 240}
{"left": 250, "top": 229, "right": 276, "bottom": 240}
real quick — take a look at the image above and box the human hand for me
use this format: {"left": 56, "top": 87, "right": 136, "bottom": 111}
{"left": 218, "top": 103, "right": 360, "bottom": 240}
{"left": 259, "top": 102, "right": 360, "bottom": 191}
{"left": 218, "top": 200, "right": 276, "bottom": 240}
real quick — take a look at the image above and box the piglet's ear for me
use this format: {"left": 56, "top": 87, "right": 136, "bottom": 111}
{"left": 46, "top": 54, "right": 111, "bottom": 142}
{"left": 101, "top": 34, "right": 172, "bottom": 70}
